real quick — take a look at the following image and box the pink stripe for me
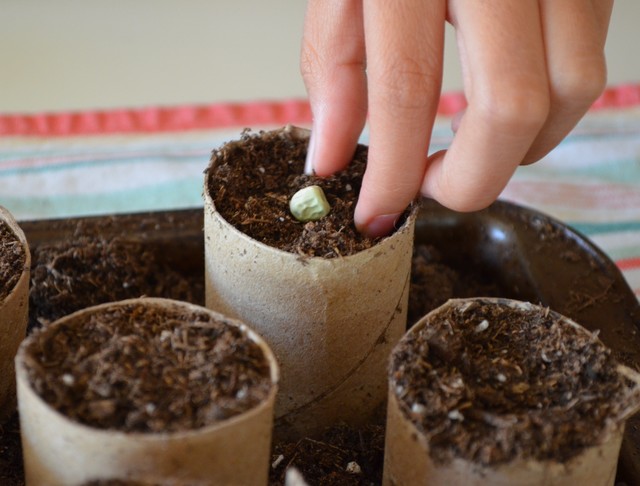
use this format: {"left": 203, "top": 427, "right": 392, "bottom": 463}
{"left": 591, "top": 83, "right": 640, "bottom": 110}
{"left": 617, "top": 258, "right": 640, "bottom": 271}
{"left": 0, "top": 100, "right": 313, "bottom": 138}
{"left": 1, "top": 84, "right": 638, "bottom": 138}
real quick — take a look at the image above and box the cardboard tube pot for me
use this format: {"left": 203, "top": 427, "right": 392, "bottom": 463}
{"left": 384, "top": 298, "right": 640, "bottom": 486}
{"left": 204, "top": 126, "right": 417, "bottom": 438}
{"left": 0, "top": 205, "right": 30, "bottom": 422}
{"left": 16, "top": 298, "right": 279, "bottom": 486}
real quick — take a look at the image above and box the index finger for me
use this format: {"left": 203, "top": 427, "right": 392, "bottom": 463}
{"left": 354, "top": 0, "right": 446, "bottom": 237}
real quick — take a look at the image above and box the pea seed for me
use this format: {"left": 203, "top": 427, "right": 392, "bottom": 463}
{"left": 289, "top": 185, "right": 331, "bottom": 222}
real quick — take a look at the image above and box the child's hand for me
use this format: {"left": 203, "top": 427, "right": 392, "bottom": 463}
{"left": 301, "top": 0, "right": 613, "bottom": 237}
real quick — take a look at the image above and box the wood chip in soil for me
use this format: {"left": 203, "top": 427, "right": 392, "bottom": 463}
{"left": 0, "top": 220, "right": 26, "bottom": 302}
{"left": 207, "top": 128, "right": 411, "bottom": 259}
{"left": 391, "top": 300, "right": 636, "bottom": 466}
{"left": 22, "top": 302, "right": 272, "bottom": 433}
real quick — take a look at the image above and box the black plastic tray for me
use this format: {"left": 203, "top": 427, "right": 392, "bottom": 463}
{"left": 16, "top": 199, "right": 640, "bottom": 484}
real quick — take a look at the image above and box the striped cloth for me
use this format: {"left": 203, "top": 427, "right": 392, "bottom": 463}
{"left": 1, "top": 86, "right": 639, "bottom": 299}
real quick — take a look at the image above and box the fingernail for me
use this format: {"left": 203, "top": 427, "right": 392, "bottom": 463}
{"left": 304, "top": 132, "right": 316, "bottom": 175}
{"left": 359, "top": 213, "right": 402, "bottom": 238}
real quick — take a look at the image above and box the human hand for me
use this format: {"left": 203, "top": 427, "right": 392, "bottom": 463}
{"left": 301, "top": 0, "right": 613, "bottom": 237}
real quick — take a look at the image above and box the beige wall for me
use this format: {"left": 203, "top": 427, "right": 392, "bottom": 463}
{"left": 1, "top": 1, "right": 638, "bottom": 113}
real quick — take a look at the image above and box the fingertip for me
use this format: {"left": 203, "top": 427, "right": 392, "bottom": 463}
{"left": 354, "top": 190, "right": 404, "bottom": 237}
{"left": 355, "top": 212, "right": 402, "bottom": 238}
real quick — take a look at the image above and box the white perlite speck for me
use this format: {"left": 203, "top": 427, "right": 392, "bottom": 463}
{"left": 411, "top": 403, "right": 427, "bottom": 415}
{"left": 448, "top": 409, "right": 464, "bottom": 421}
{"left": 61, "top": 374, "right": 75, "bottom": 386}
{"left": 474, "top": 319, "right": 489, "bottom": 333}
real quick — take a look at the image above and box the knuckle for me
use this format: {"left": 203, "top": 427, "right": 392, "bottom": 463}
{"left": 432, "top": 176, "right": 496, "bottom": 213}
{"left": 553, "top": 55, "right": 607, "bottom": 107}
{"left": 475, "top": 84, "right": 550, "bottom": 133}
{"left": 300, "top": 38, "right": 366, "bottom": 88}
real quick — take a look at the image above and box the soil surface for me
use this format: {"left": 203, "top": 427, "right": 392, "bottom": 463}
{"left": 82, "top": 481, "right": 157, "bottom": 485}
{"left": 408, "top": 244, "right": 504, "bottom": 326}
{"left": 0, "top": 413, "right": 23, "bottom": 486}
{"left": 270, "top": 424, "right": 385, "bottom": 486}
{"left": 0, "top": 220, "right": 26, "bottom": 302}
{"left": 207, "top": 128, "right": 410, "bottom": 258}
{"left": 22, "top": 302, "right": 273, "bottom": 433}
{"left": 29, "top": 236, "right": 202, "bottom": 331}
{"left": 391, "top": 299, "right": 636, "bottom": 466}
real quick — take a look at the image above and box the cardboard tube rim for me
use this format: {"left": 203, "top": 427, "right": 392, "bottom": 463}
{"left": 15, "top": 297, "right": 279, "bottom": 440}
{"left": 0, "top": 205, "right": 31, "bottom": 299}
{"left": 0, "top": 204, "right": 30, "bottom": 420}
{"left": 384, "top": 388, "right": 625, "bottom": 486}
{"left": 204, "top": 125, "right": 417, "bottom": 261}
{"left": 393, "top": 297, "right": 640, "bottom": 454}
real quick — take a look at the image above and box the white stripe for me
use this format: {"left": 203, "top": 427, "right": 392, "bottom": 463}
{"left": 0, "top": 160, "right": 205, "bottom": 196}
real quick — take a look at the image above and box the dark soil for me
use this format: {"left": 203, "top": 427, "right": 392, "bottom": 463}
{"left": 391, "top": 299, "right": 636, "bottom": 466}
{"left": 0, "top": 413, "right": 23, "bottom": 486}
{"left": 22, "top": 302, "right": 273, "bottom": 433}
{"left": 82, "top": 481, "right": 157, "bottom": 485}
{"left": 408, "top": 244, "right": 504, "bottom": 326}
{"left": 270, "top": 424, "right": 386, "bottom": 486}
{"left": 0, "top": 220, "right": 26, "bottom": 302}
{"left": 29, "top": 236, "right": 203, "bottom": 331}
{"left": 207, "top": 128, "right": 410, "bottom": 258}
{"left": 2, "top": 232, "right": 203, "bottom": 485}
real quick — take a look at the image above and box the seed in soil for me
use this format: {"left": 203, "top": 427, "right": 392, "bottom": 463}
{"left": 289, "top": 185, "right": 331, "bottom": 222}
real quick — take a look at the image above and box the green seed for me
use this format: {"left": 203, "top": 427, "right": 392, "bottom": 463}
{"left": 289, "top": 185, "right": 331, "bottom": 222}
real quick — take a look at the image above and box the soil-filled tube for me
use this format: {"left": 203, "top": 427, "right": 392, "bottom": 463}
{"left": 0, "top": 205, "right": 30, "bottom": 422}
{"left": 384, "top": 298, "right": 640, "bottom": 486}
{"left": 204, "top": 126, "right": 417, "bottom": 438}
{"left": 16, "top": 298, "right": 279, "bottom": 486}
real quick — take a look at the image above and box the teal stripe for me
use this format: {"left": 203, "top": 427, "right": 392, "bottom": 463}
{"left": 598, "top": 246, "right": 640, "bottom": 262}
{"left": 568, "top": 130, "right": 640, "bottom": 143}
{"left": 1, "top": 177, "right": 203, "bottom": 220}
{"left": 516, "top": 158, "right": 640, "bottom": 185}
{"left": 570, "top": 221, "right": 640, "bottom": 236}
{"left": 0, "top": 153, "right": 208, "bottom": 176}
